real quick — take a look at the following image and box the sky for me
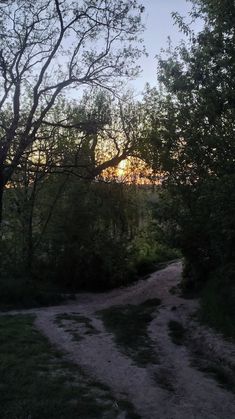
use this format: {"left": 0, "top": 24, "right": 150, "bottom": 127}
{"left": 130, "top": 0, "right": 203, "bottom": 94}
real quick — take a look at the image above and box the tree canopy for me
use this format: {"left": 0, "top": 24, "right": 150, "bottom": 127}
{"left": 0, "top": 0, "right": 144, "bottom": 216}
{"left": 142, "top": 0, "right": 235, "bottom": 287}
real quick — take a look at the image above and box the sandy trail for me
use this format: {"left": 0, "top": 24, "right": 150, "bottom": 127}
{"left": 5, "top": 262, "right": 235, "bottom": 418}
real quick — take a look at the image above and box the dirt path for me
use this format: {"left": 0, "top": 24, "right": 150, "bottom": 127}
{"left": 6, "top": 262, "right": 235, "bottom": 418}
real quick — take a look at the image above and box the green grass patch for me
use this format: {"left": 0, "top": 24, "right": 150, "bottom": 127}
{"left": 168, "top": 320, "right": 186, "bottom": 346}
{"left": 97, "top": 299, "right": 161, "bottom": 367}
{"left": 0, "top": 315, "right": 138, "bottom": 418}
{"left": 55, "top": 313, "right": 98, "bottom": 341}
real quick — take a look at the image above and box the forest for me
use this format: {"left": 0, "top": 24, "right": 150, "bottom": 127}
{"left": 0, "top": 0, "right": 233, "bottom": 337}
{"left": 0, "top": 1, "right": 235, "bottom": 417}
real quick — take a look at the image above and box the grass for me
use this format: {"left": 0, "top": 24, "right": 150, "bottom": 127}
{"left": 0, "top": 276, "right": 70, "bottom": 310}
{"left": 133, "top": 240, "right": 181, "bottom": 277}
{"left": 199, "top": 267, "right": 235, "bottom": 341}
{"left": 191, "top": 349, "right": 235, "bottom": 395}
{"left": 168, "top": 320, "right": 186, "bottom": 346}
{"left": 167, "top": 318, "right": 235, "bottom": 394}
{"left": 0, "top": 315, "right": 139, "bottom": 418}
{"left": 200, "top": 364, "right": 235, "bottom": 394}
{"left": 55, "top": 313, "right": 98, "bottom": 341}
{"left": 154, "top": 368, "right": 175, "bottom": 392}
{"left": 97, "top": 298, "right": 161, "bottom": 367}
{"left": 117, "top": 400, "right": 141, "bottom": 419}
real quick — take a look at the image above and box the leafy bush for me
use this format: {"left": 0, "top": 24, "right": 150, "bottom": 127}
{"left": 54, "top": 235, "right": 135, "bottom": 290}
{"left": 130, "top": 227, "right": 181, "bottom": 276}
{"left": 2, "top": 178, "right": 180, "bottom": 297}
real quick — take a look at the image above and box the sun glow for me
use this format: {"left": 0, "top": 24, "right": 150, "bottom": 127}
{"left": 101, "top": 157, "right": 161, "bottom": 185}
{"left": 117, "top": 159, "right": 128, "bottom": 177}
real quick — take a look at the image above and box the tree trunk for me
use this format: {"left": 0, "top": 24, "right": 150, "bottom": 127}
{"left": 27, "top": 200, "right": 34, "bottom": 271}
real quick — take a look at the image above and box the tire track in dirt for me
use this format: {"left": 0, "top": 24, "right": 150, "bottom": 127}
{"left": 3, "top": 262, "right": 235, "bottom": 418}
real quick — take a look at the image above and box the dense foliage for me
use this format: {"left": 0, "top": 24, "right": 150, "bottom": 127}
{"left": 141, "top": 0, "right": 235, "bottom": 336}
{"left": 0, "top": 0, "right": 181, "bottom": 306}
{"left": 1, "top": 173, "right": 178, "bottom": 301}
{"left": 144, "top": 0, "right": 235, "bottom": 282}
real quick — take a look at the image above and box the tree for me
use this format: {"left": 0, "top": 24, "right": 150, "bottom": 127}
{"left": 3, "top": 85, "right": 147, "bottom": 274}
{"left": 144, "top": 0, "right": 235, "bottom": 286}
{"left": 0, "top": 0, "right": 144, "bottom": 223}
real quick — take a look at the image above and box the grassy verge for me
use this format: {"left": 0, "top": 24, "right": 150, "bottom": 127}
{"left": 0, "top": 315, "right": 139, "bottom": 419}
{"left": 97, "top": 299, "right": 161, "bottom": 367}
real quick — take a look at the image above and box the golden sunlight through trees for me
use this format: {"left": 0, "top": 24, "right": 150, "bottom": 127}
{"left": 100, "top": 157, "right": 160, "bottom": 184}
